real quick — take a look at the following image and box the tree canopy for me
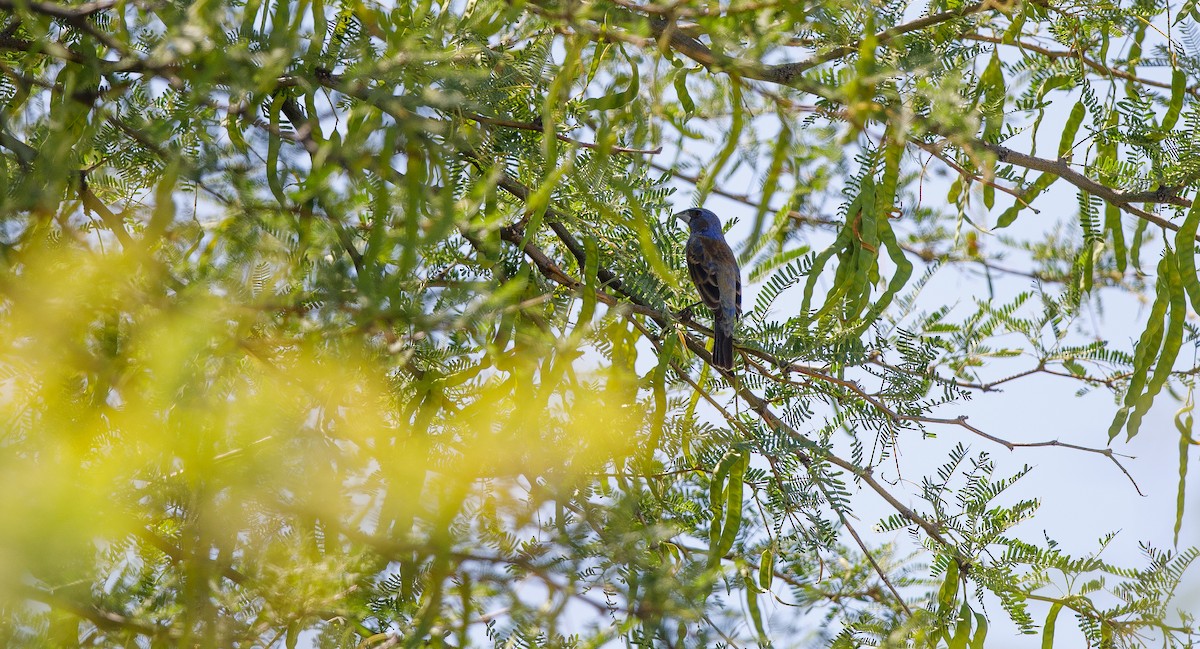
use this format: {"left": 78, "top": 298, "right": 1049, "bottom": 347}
{"left": 0, "top": 0, "right": 1198, "bottom": 646}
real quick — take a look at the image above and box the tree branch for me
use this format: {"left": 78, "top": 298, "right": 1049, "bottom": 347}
{"left": 789, "top": 1, "right": 991, "bottom": 71}
{"left": 632, "top": 14, "right": 1197, "bottom": 237}
{"left": 462, "top": 111, "right": 663, "bottom": 155}
{"left": 963, "top": 32, "right": 1197, "bottom": 98}
{"left": 19, "top": 584, "right": 169, "bottom": 638}
{"left": 0, "top": 0, "right": 119, "bottom": 19}
{"left": 982, "top": 141, "right": 1193, "bottom": 235}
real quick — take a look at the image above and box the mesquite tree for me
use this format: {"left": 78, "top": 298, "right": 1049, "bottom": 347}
{"left": 0, "top": 0, "right": 1197, "bottom": 647}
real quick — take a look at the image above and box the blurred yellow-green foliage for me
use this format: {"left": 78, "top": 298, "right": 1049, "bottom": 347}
{"left": 0, "top": 245, "right": 643, "bottom": 645}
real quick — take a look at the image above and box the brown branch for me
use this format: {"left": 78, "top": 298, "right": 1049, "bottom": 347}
{"left": 868, "top": 353, "right": 1200, "bottom": 399}
{"left": 982, "top": 142, "right": 1192, "bottom": 228}
{"left": 19, "top": 584, "right": 168, "bottom": 638}
{"left": 963, "top": 32, "right": 1196, "bottom": 98}
{"left": 0, "top": 0, "right": 127, "bottom": 55}
{"left": 0, "top": 0, "right": 120, "bottom": 20}
{"left": 135, "top": 528, "right": 249, "bottom": 584}
{"left": 1007, "top": 436, "right": 1145, "bottom": 496}
{"left": 630, "top": 12, "right": 1197, "bottom": 237}
{"left": 462, "top": 111, "right": 662, "bottom": 155}
{"left": 746, "top": 352, "right": 1146, "bottom": 492}
{"left": 0, "top": 126, "right": 134, "bottom": 247}
{"left": 911, "top": 139, "right": 1039, "bottom": 212}
{"left": 80, "top": 178, "right": 135, "bottom": 248}
{"left": 486, "top": 166, "right": 649, "bottom": 305}
{"left": 791, "top": 2, "right": 991, "bottom": 71}
{"left": 815, "top": 475, "right": 915, "bottom": 616}
{"left": 274, "top": 98, "right": 366, "bottom": 275}
{"left": 0, "top": 28, "right": 180, "bottom": 77}
{"left": 609, "top": 0, "right": 785, "bottom": 18}
{"left": 472, "top": 222, "right": 662, "bottom": 320}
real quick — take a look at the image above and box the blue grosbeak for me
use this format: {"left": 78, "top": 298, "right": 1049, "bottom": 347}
{"left": 675, "top": 208, "right": 741, "bottom": 370}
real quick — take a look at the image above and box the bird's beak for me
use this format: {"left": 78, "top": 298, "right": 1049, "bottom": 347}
{"left": 673, "top": 210, "right": 691, "bottom": 225}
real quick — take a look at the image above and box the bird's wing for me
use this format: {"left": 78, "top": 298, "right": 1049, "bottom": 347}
{"left": 712, "top": 243, "right": 740, "bottom": 317}
{"left": 734, "top": 269, "right": 742, "bottom": 316}
{"left": 686, "top": 238, "right": 724, "bottom": 311}
{"left": 688, "top": 235, "right": 742, "bottom": 318}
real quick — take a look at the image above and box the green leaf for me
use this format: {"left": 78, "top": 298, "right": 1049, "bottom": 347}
{"left": 938, "top": 558, "right": 960, "bottom": 610}
{"left": 696, "top": 82, "right": 744, "bottom": 202}
{"left": 1041, "top": 602, "right": 1063, "bottom": 649}
{"left": 747, "top": 584, "right": 767, "bottom": 643}
{"left": 674, "top": 67, "right": 695, "bottom": 116}
{"left": 148, "top": 159, "right": 179, "bottom": 240}
{"left": 801, "top": 220, "right": 853, "bottom": 317}
{"left": 980, "top": 51, "right": 1005, "bottom": 143}
{"left": 1174, "top": 193, "right": 1200, "bottom": 314}
{"left": 584, "top": 41, "right": 612, "bottom": 89}
{"left": 1126, "top": 23, "right": 1148, "bottom": 99}
{"left": 306, "top": 0, "right": 328, "bottom": 63}
{"left": 948, "top": 176, "right": 962, "bottom": 204}
{"left": 1002, "top": 11, "right": 1026, "bottom": 43}
{"left": 1162, "top": 68, "right": 1186, "bottom": 132}
{"left": 1058, "top": 100, "right": 1085, "bottom": 158}
{"left": 266, "top": 94, "right": 288, "bottom": 207}
{"left": 1110, "top": 251, "right": 1172, "bottom": 439}
{"left": 948, "top": 601, "right": 972, "bottom": 649}
{"left": 857, "top": 136, "right": 911, "bottom": 331}
{"left": 983, "top": 162, "right": 995, "bottom": 209}
{"left": 847, "top": 183, "right": 880, "bottom": 320}
{"left": 711, "top": 450, "right": 747, "bottom": 566}
{"left": 751, "top": 123, "right": 792, "bottom": 246}
{"left": 580, "top": 47, "right": 640, "bottom": 112}
{"left": 1126, "top": 250, "right": 1185, "bottom": 438}
{"left": 1175, "top": 394, "right": 1194, "bottom": 547}
{"left": 1177, "top": 0, "right": 1199, "bottom": 23}
{"left": 759, "top": 547, "right": 774, "bottom": 591}
{"left": 1105, "top": 201, "right": 1126, "bottom": 273}
{"left": 971, "top": 612, "right": 989, "bottom": 649}
{"left": 996, "top": 172, "right": 1055, "bottom": 229}
{"left": 1030, "top": 74, "right": 1073, "bottom": 154}
{"left": 286, "top": 620, "right": 299, "bottom": 649}
{"left": 707, "top": 448, "right": 742, "bottom": 567}
{"left": 1131, "top": 217, "right": 1149, "bottom": 272}
{"left": 518, "top": 158, "right": 573, "bottom": 252}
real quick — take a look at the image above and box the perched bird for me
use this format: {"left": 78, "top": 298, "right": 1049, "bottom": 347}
{"left": 675, "top": 207, "right": 742, "bottom": 370}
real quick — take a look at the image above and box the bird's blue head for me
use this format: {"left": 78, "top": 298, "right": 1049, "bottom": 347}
{"left": 674, "top": 207, "right": 724, "bottom": 237}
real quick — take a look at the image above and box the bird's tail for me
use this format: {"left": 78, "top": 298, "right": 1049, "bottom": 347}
{"left": 712, "top": 317, "right": 734, "bottom": 370}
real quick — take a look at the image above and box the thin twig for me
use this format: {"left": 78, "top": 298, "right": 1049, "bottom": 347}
{"left": 789, "top": 2, "right": 991, "bottom": 71}
{"left": 635, "top": 12, "right": 1198, "bottom": 238}
{"left": 911, "top": 139, "right": 1038, "bottom": 211}
{"left": 462, "top": 111, "right": 662, "bottom": 155}
{"left": 964, "top": 32, "right": 1199, "bottom": 99}
{"left": 19, "top": 584, "right": 169, "bottom": 638}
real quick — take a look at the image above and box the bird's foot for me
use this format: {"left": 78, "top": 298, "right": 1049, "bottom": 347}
{"left": 675, "top": 304, "right": 697, "bottom": 322}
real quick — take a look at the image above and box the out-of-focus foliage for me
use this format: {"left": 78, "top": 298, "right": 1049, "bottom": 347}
{"left": 0, "top": 0, "right": 1197, "bottom": 647}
